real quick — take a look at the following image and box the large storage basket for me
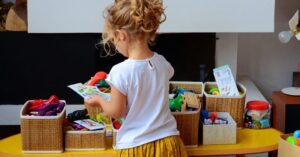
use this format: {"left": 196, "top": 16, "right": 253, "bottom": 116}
{"left": 169, "top": 81, "right": 203, "bottom": 147}
{"left": 20, "top": 100, "right": 66, "bottom": 153}
{"left": 204, "top": 82, "right": 246, "bottom": 127}
{"left": 172, "top": 109, "right": 201, "bottom": 147}
{"left": 65, "top": 129, "right": 106, "bottom": 151}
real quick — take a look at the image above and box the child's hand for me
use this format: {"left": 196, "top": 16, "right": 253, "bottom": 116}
{"left": 84, "top": 95, "right": 102, "bottom": 108}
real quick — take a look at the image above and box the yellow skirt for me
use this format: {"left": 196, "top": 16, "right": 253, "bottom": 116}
{"left": 116, "top": 135, "right": 188, "bottom": 157}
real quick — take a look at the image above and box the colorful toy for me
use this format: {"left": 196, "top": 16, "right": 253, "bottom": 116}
{"left": 286, "top": 136, "right": 297, "bottom": 145}
{"left": 210, "top": 112, "right": 218, "bottom": 122}
{"left": 294, "top": 130, "right": 300, "bottom": 138}
{"left": 169, "top": 94, "right": 183, "bottom": 111}
{"left": 113, "top": 119, "right": 123, "bottom": 130}
{"left": 27, "top": 95, "right": 65, "bottom": 116}
{"left": 208, "top": 88, "right": 220, "bottom": 96}
{"left": 201, "top": 110, "right": 209, "bottom": 122}
{"left": 296, "top": 138, "right": 300, "bottom": 146}
{"left": 88, "top": 71, "right": 107, "bottom": 86}
{"left": 177, "top": 88, "right": 193, "bottom": 94}
{"left": 91, "top": 113, "right": 110, "bottom": 124}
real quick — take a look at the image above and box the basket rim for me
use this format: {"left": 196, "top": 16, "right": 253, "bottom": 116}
{"left": 203, "top": 82, "right": 247, "bottom": 98}
{"left": 66, "top": 129, "right": 105, "bottom": 134}
{"left": 22, "top": 150, "right": 63, "bottom": 153}
{"left": 201, "top": 112, "right": 237, "bottom": 126}
{"left": 20, "top": 100, "right": 66, "bottom": 119}
{"left": 170, "top": 81, "right": 204, "bottom": 85}
{"left": 65, "top": 148, "right": 105, "bottom": 151}
{"left": 171, "top": 108, "right": 201, "bottom": 115}
{"left": 169, "top": 81, "right": 204, "bottom": 96}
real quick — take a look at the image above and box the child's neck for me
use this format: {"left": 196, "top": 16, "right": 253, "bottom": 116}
{"left": 128, "top": 40, "right": 154, "bottom": 60}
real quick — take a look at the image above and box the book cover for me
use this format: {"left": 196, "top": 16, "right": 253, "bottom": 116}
{"left": 213, "top": 65, "right": 239, "bottom": 96}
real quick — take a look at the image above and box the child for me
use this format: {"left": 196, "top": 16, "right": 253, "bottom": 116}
{"left": 84, "top": 0, "right": 187, "bottom": 156}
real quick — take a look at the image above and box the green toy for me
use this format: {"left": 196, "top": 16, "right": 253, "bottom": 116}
{"left": 96, "top": 80, "right": 110, "bottom": 88}
{"left": 169, "top": 94, "right": 183, "bottom": 111}
{"left": 286, "top": 136, "right": 297, "bottom": 145}
{"left": 91, "top": 113, "right": 110, "bottom": 124}
{"left": 208, "top": 88, "right": 220, "bottom": 95}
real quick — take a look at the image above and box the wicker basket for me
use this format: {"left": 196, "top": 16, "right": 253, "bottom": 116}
{"left": 65, "top": 129, "right": 106, "bottom": 151}
{"left": 170, "top": 81, "right": 203, "bottom": 100}
{"left": 84, "top": 102, "right": 103, "bottom": 118}
{"left": 20, "top": 100, "right": 66, "bottom": 153}
{"left": 204, "top": 82, "right": 246, "bottom": 127}
{"left": 172, "top": 109, "right": 201, "bottom": 147}
{"left": 169, "top": 81, "right": 203, "bottom": 147}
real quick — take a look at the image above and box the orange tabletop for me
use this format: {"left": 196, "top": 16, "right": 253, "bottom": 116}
{"left": 0, "top": 128, "right": 282, "bottom": 157}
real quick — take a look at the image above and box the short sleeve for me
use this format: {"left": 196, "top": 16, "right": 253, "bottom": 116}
{"left": 166, "top": 61, "right": 174, "bottom": 79}
{"left": 105, "top": 66, "right": 128, "bottom": 96}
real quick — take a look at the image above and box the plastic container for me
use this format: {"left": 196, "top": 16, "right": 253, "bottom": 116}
{"left": 244, "top": 100, "right": 271, "bottom": 129}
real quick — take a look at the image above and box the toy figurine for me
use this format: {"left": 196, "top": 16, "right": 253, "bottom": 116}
{"left": 169, "top": 94, "right": 183, "bottom": 111}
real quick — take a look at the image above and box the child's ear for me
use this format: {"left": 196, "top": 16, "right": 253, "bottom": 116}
{"left": 115, "top": 29, "right": 127, "bottom": 41}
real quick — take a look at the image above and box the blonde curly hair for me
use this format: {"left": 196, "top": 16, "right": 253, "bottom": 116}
{"left": 101, "top": 0, "right": 166, "bottom": 55}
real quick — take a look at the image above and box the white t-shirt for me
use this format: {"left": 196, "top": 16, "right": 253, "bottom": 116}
{"left": 106, "top": 52, "right": 179, "bottom": 149}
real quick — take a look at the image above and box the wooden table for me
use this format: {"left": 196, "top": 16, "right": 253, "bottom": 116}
{"left": 272, "top": 91, "right": 300, "bottom": 133}
{"left": 0, "top": 128, "right": 281, "bottom": 157}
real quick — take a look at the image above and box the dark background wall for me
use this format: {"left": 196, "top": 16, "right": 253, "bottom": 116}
{"left": 0, "top": 32, "right": 215, "bottom": 104}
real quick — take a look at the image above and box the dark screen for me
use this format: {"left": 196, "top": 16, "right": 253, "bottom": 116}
{"left": 0, "top": 32, "right": 215, "bottom": 104}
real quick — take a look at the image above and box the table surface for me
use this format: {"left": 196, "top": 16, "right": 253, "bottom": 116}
{"left": 0, "top": 128, "right": 282, "bottom": 157}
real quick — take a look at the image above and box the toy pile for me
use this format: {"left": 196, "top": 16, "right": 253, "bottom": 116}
{"left": 201, "top": 111, "right": 228, "bottom": 125}
{"left": 169, "top": 87, "right": 201, "bottom": 112}
{"left": 65, "top": 109, "right": 108, "bottom": 131}
{"left": 25, "top": 95, "right": 65, "bottom": 116}
{"left": 286, "top": 130, "right": 300, "bottom": 146}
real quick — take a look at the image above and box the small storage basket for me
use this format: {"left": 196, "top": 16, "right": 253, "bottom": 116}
{"left": 65, "top": 129, "right": 106, "bottom": 151}
{"left": 20, "top": 100, "right": 66, "bottom": 153}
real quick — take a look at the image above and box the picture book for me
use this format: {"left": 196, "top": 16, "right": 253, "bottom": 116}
{"left": 213, "top": 65, "right": 239, "bottom": 96}
{"left": 68, "top": 83, "right": 110, "bottom": 100}
{"left": 74, "top": 119, "right": 105, "bottom": 130}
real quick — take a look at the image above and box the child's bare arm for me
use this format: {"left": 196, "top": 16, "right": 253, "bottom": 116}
{"left": 85, "top": 85, "right": 127, "bottom": 119}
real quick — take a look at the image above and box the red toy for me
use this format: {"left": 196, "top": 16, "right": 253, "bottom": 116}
{"left": 88, "top": 71, "right": 107, "bottom": 86}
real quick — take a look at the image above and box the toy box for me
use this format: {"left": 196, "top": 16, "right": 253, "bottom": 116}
{"left": 20, "top": 100, "right": 66, "bottom": 153}
{"left": 202, "top": 112, "right": 236, "bottom": 145}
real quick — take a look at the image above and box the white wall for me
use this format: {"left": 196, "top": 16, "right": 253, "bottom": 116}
{"left": 27, "top": 0, "right": 275, "bottom": 33}
{"left": 237, "top": 0, "right": 300, "bottom": 101}
{"left": 216, "top": 33, "right": 238, "bottom": 79}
